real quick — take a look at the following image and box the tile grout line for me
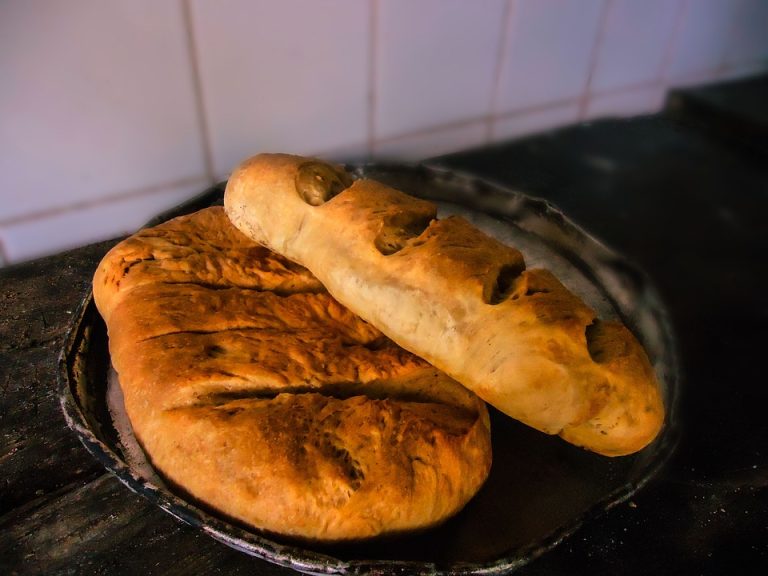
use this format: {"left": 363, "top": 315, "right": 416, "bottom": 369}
{"left": 588, "top": 80, "right": 665, "bottom": 99}
{"left": 487, "top": 0, "right": 515, "bottom": 142}
{"left": 374, "top": 76, "right": 671, "bottom": 152}
{"left": 719, "top": 58, "right": 768, "bottom": 76}
{"left": 667, "top": 61, "right": 768, "bottom": 88}
{"left": 374, "top": 115, "right": 495, "bottom": 147}
{"left": 367, "top": 0, "right": 379, "bottom": 159}
{"left": 310, "top": 142, "right": 371, "bottom": 162}
{"left": 495, "top": 81, "right": 664, "bottom": 123}
{"left": 0, "top": 176, "right": 210, "bottom": 228}
{"left": 581, "top": 80, "right": 667, "bottom": 113}
{"left": 658, "top": 0, "right": 690, "bottom": 85}
{"left": 181, "top": 0, "right": 216, "bottom": 184}
{"left": 718, "top": 0, "right": 744, "bottom": 72}
{"left": 660, "top": 2, "right": 768, "bottom": 86}
{"left": 494, "top": 97, "right": 582, "bottom": 123}
{"left": 578, "top": 0, "right": 615, "bottom": 120}
{"left": 0, "top": 237, "right": 8, "bottom": 265}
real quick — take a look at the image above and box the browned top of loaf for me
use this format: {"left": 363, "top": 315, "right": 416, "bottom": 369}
{"left": 93, "top": 206, "right": 491, "bottom": 542}
{"left": 92, "top": 206, "right": 323, "bottom": 322}
{"left": 223, "top": 153, "right": 665, "bottom": 457}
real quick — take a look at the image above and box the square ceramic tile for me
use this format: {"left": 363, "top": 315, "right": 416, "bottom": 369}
{"left": 591, "top": 0, "right": 683, "bottom": 92}
{"left": 375, "top": 0, "right": 506, "bottom": 140}
{"left": 0, "top": 179, "right": 208, "bottom": 264}
{"left": 492, "top": 101, "right": 581, "bottom": 143}
{"left": 584, "top": 85, "right": 666, "bottom": 120}
{"left": 373, "top": 121, "right": 488, "bottom": 162}
{"left": 0, "top": 0, "right": 207, "bottom": 223}
{"left": 667, "top": 0, "right": 735, "bottom": 79}
{"left": 723, "top": 0, "right": 768, "bottom": 66}
{"left": 495, "top": 0, "right": 606, "bottom": 113}
{"left": 190, "top": 0, "right": 369, "bottom": 178}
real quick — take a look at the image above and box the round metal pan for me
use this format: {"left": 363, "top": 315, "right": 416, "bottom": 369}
{"left": 59, "top": 163, "right": 680, "bottom": 575}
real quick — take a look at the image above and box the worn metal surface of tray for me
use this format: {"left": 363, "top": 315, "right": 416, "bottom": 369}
{"left": 59, "top": 163, "right": 680, "bottom": 575}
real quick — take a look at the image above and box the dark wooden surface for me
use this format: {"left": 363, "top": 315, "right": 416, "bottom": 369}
{"left": 2, "top": 89, "right": 768, "bottom": 574}
{"left": 0, "top": 241, "right": 294, "bottom": 575}
{"left": 666, "top": 74, "right": 768, "bottom": 156}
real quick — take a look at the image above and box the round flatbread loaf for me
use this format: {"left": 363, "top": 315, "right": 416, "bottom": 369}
{"left": 93, "top": 206, "right": 491, "bottom": 541}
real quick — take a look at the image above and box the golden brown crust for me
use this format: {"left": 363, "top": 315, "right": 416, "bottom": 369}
{"left": 93, "top": 206, "right": 491, "bottom": 541}
{"left": 224, "top": 153, "right": 665, "bottom": 456}
{"left": 149, "top": 393, "right": 487, "bottom": 540}
{"left": 93, "top": 206, "right": 323, "bottom": 324}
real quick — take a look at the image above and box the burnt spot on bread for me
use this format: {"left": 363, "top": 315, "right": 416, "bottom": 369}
{"left": 205, "top": 344, "right": 227, "bottom": 358}
{"left": 295, "top": 160, "right": 353, "bottom": 206}
{"left": 327, "top": 441, "right": 365, "bottom": 490}
{"left": 586, "top": 320, "right": 617, "bottom": 363}
{"left": 375, "top": 212, "right": 434, "bottom": 255}
{"left": 310, "top": 428, "right": 365, "bottom": 491}
{"left": 525, "top": 285, "right": 551, "bottom": 297}
{"left": 484, "top": 263, "right": 526, "bottom": 304}
{"left": 114, "top": 254, "right": 157, "bottom": 288}
{"left": 586, "top": 319, "right": 634, "bottom": 364}
{"left": 585, "top": 320, "right": 603, "bottom": 362}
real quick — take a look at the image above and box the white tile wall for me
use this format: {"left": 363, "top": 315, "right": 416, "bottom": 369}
{"left": 190, "top": 0, "right": 370, "bottom": 178}
{"left": 375, "top": 0, "right": 505, "bottom": 140}
{"left": 716, "top": 60, "right": 768, "bottom": 84}
{"left": 492, "top": 102, "right": 581, "bottom": 143}
{"left": 665, "top": 69, "right": 723, "bottom": 90}
{"left": 0, "top": 178, "right": 209, "bottom": 263}
{"left": 1, "top": 0, "right": 766, "bottom": 265}
{"left": 374, "top": 121, "right": 488, "bottom": 161}
{"left": 0, "top": 0, "right": 207, "bottom": 222}
{"left": 584, "top": 85, "right": 667, "bottom": 120}
{"left": 723, "top": 0, "right": 768, "bottom": 67}
{"left": 494, "top": 0, "right": 606, "bottom": 113}
{"left": 591, "top": 0, "right": 683, "bottom": 93}
{"left": 666, "top": 0, "right": 735, "bottom": 80}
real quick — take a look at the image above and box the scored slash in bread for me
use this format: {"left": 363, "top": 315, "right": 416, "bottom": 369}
{"left": 224, "top": 153, "right": 665, "bottom": 457}
{"left": 92, "top": 207, "right": 491, "bottom": 541}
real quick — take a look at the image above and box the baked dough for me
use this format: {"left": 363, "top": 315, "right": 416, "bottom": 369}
{"left": 224, "top": 153, "right": 665, "bottom": 456}
{"left": 93, "top": 207, "right": 491, "bottom": 541}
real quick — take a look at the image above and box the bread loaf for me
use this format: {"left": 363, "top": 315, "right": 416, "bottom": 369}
{"left": 93, "top": 207, "right": 491, "bottom": 541}
{"left": 224, "top": 153, "right": 665, "bottom": 456}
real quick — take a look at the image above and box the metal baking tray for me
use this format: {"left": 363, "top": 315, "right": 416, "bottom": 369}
{"left": 59, "top": 163, "right": 681, "bottom": 575}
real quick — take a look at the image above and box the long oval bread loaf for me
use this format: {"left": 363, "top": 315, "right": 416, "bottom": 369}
{"left": 224, "top": 153, "right": 665, "bottom": 456}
